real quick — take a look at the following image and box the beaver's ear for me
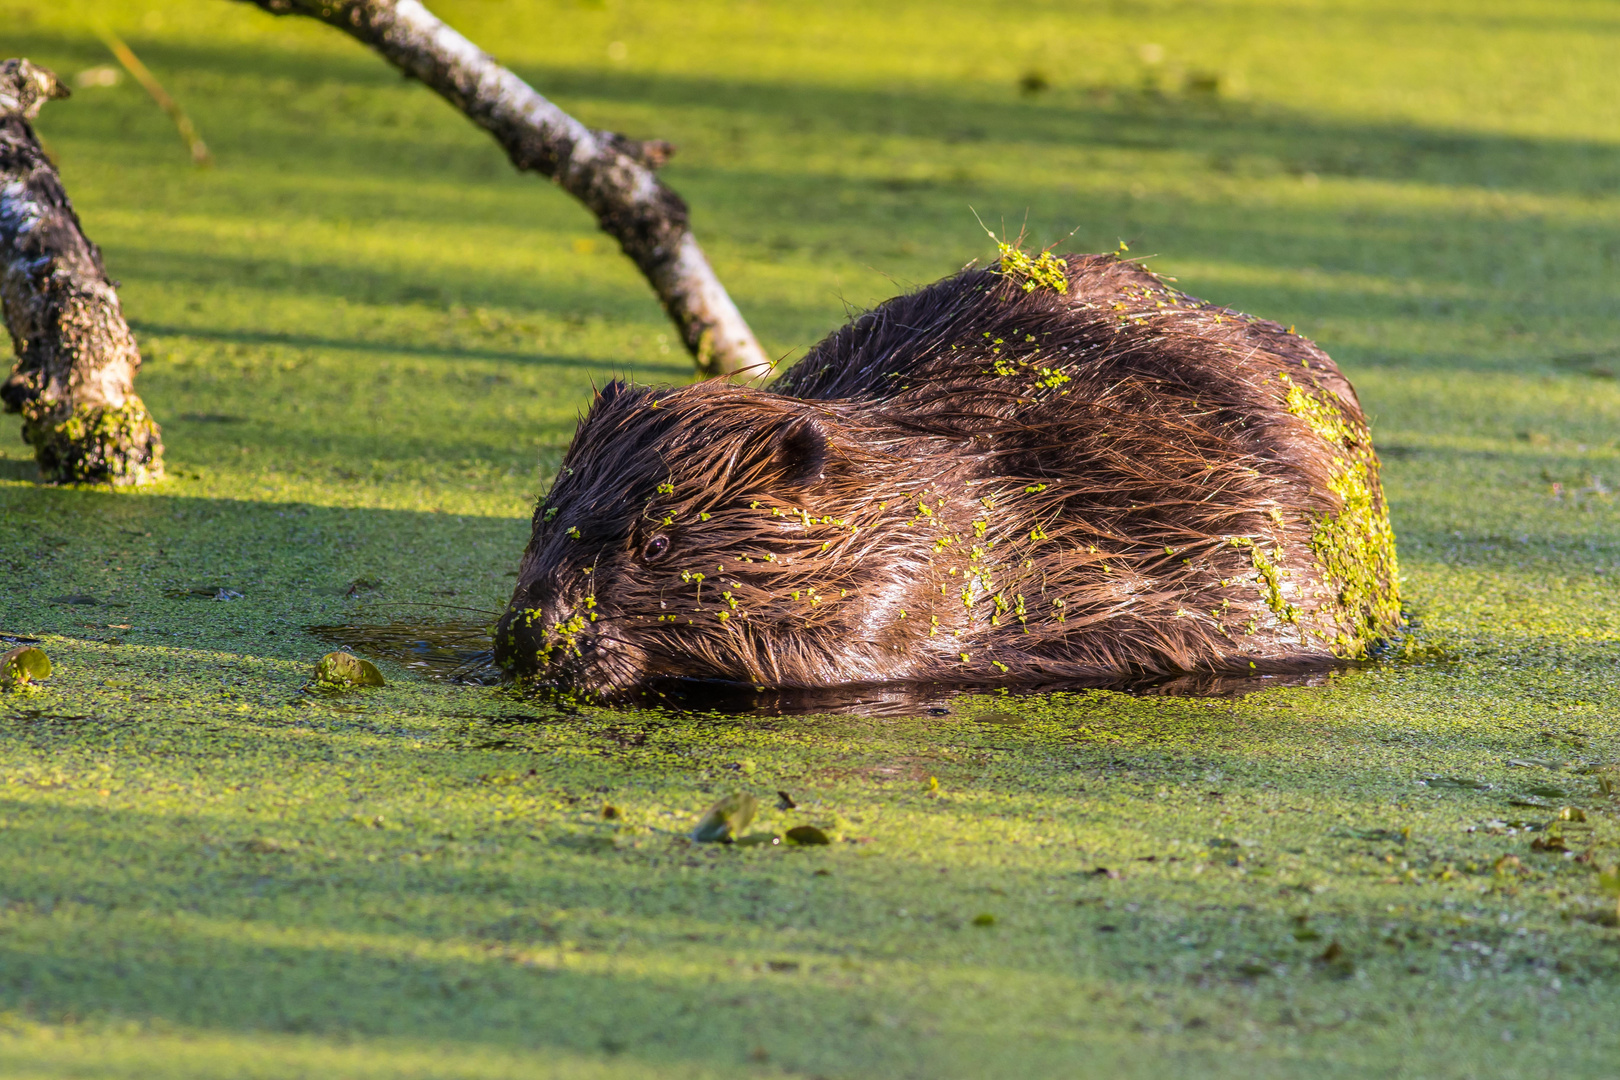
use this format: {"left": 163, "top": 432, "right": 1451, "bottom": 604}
{"left": 773, "top": 415, "right": 828, "bottom": 486}
{"left": 595, "top": 379, "right": 627, "bottom": 406}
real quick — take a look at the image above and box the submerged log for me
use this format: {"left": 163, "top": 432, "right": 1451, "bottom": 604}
{"left": 0, "top": 59, "right": 163, "bottom": 485}
{"left": 236, "top": 0, "right": 773, "bottom": 381}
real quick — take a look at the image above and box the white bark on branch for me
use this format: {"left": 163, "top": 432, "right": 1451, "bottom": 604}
{"left": 237, "top": 0, "right": 772, "bottom": 380}
{"left": 0, "top": 59, "right": 163, "bottom": 485}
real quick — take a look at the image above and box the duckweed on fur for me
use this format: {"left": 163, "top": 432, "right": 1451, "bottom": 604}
{"left": 1280, "top": 373, "right": 1403, "bottom": 657}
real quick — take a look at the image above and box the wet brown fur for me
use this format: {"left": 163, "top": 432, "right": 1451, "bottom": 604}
{"left": 494, "top": 254, "right": 1400, "bottom": 695}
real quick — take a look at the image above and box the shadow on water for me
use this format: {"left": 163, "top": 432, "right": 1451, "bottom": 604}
{"left": 309, "top": 620, "right": 1352, "bottom": 718}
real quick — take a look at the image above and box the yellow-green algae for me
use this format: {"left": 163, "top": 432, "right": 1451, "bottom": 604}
{"left": 2, "top": 1, "right": 1620, "bottom": 1078}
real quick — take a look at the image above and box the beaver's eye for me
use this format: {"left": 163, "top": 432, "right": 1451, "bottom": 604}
{"left": 642, "top": 534, "right": 670, "bottom": 561}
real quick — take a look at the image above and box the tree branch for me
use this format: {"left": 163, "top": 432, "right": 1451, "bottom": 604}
{"left": 0, "top": 59, "right": 164, "bottom": 485}
{"left": 236, "top": 0, "right": 772, "bottom": 380}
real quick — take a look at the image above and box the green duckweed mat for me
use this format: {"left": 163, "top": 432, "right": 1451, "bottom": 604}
{"left": 3, "top": 1, "right": 1620, "bottom": 1076}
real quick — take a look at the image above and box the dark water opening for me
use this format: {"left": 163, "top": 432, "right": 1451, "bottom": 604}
{"left": 307, "top": 619, "right": 1354, "bottom": 717}
{"left": 307, "top": 620, "right": 502, "bottom": 686}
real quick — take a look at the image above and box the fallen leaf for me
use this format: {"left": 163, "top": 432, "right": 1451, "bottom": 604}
{"left": 972, "top": 913, "right": 997, "bottom": 927}
{"left": 785, "top": 825, "right": 830, "bottom": 845}
{"left": 775, "top": 790, "right": 796, "bottom": 810}
{"left": 1421, "top": 776, "right": 1491, "bottom": 790}
{"left": 691, "top": 793, "right": 757, "bottom": 843}
{"left": 164, "top": 586, "right": 244, "bottom": 601}
{"left": 239, "top": 837, "right": 291, "bottom": 854}
{"left": 1, "top": 646, "right": 51, "bottom": 687}
{"left": 1332, "top": 827, "right": 1409, "bottom": 843}
{"left": 314, "top": 651, "right": 384, "bottom": 688}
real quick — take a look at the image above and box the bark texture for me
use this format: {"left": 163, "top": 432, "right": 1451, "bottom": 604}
{"left": 237, "top": 0, "right": 771, "bottom": 380}
{"left": 0, "top": 59, "right": 163, "bottom": 485}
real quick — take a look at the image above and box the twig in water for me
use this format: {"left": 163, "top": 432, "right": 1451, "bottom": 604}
{"left": 95, "top": 30, "right": 212, "bottom": 166}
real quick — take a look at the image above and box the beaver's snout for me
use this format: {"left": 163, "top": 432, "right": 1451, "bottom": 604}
{"left": 493, "top": 585, "right": 645, "bottom": 695}
{"left": 493, "top": 585, "right": 577, "bottom": 668}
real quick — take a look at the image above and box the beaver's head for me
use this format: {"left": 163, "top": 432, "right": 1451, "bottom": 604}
{"left": 493, "top": 380, "right": 953, "bottom": 696}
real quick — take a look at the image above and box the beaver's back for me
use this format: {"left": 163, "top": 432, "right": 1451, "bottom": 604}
{"left": 773, "top": 253, "right": 1400, "bottom": 669}
{"left": 777, "top": 254, "right": 1356, "bottom": 410}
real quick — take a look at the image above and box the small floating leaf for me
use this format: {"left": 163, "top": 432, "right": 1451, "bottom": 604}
{"left": 734, "top": 832, "right": 780, "bottom": 847}
{"left": 239, "top": 837, "right": 291, "bottom": 854}
{"left": 775, "top": 790, "right": 797, "bottom": 810}
{"left": 691, "top": 792, "right": 757, "bottom": 843}
{"left": 1421, "top": 776, "right": 1490, "bottom": 790}
{"left": 1331, "top": 826, "right": 1409, "bottom": 843}
{"left": 785, "top": 825, "right": 830, "bottom": 846}
{"left": 1524, "top": 784, "right": 1569, "bottom": 799}
{"left": 1, "top": 646, "right": 51, "bottom": 687}
{"left": 314, "top": 651, "right": 384, "bottom": 688}
{"left": 971, "top": 913, "right": 997, "bottom": 927}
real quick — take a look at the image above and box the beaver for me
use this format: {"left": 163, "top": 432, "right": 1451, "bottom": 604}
{"left": 493, "top": 251, "right": 1400, "bottom": 696}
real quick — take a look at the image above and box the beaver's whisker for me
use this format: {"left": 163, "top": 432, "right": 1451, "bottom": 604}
{"left": 375, "top": 601, "right": 502, "bottom": 617}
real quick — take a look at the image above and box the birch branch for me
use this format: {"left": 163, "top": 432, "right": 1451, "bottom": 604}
{"left": 235, "top": 0, "right": 773, "bottom": 380}
{"left": 0, "top": 59, "right": 164, "bottom": 485}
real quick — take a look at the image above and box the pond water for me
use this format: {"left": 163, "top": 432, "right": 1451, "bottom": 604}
{"left": 309, "top": 618, "right": 1351, "bottom": 716}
